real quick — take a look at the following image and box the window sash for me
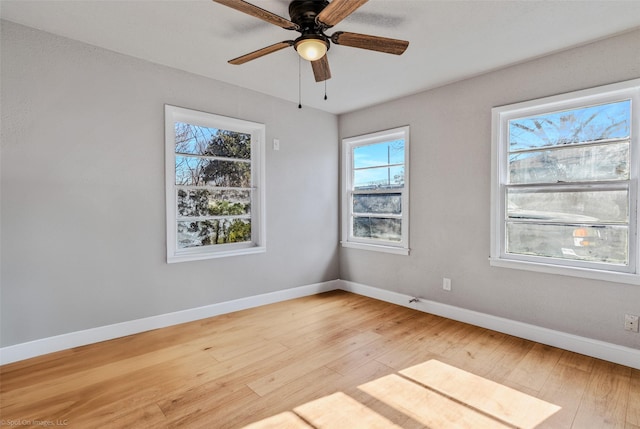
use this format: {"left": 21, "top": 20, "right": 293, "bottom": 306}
{"left": 491, "top": 79, "right": 640, "bottom": 282}
{"left": 342, "top": 126, "right": 410, "bottom": 254}
{"left": 165, "top": 105, "right": 265, "bottom": 263}
{"left": 502, "top": 181, "right": 632, "bottom": 272}
{"left": 504, "top": 181, "right": 630, "bottom": 225}
{"left": 349, "top": 189, "right": 405, "bottom": 244}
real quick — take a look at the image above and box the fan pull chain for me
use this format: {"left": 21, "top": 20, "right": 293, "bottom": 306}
{"left": 324, "top": 80, "right": 328, "bottom": 101}
{"left": 298, "top": 56, "right": 302, "bottom": 109}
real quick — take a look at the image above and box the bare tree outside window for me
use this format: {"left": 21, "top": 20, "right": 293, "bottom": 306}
{"left": 174, "top": 122, "right": 253, "bottom": 249}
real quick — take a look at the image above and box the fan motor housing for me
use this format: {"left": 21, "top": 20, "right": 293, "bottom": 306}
{"left": 289, "top": 0, "right": 329, "bottom": 30}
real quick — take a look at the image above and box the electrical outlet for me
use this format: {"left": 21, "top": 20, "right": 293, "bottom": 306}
{"left": 624, "top": 314, "right": 639, "bottom": 332}
{"left": 442, "top": 278, "right": 452, "bottom": 291}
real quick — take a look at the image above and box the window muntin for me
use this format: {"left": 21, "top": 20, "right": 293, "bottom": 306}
{"left": 491, "top": 79, "right": 640, "bottom": 282}
{"left": 342, "top": 127, "right": 410, "bottom": 254}
{"left": 165, "top": 105, "right": 265, "bottom": 263}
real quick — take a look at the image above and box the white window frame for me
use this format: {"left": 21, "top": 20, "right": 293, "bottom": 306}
{"left": 490, "top": 79, "right": 640, "bottom": 284}
{"left": 341, "top": 126, "right": 410, "bottom": 255}
{"left": 165, "top": 105, "right": 266, "bottom": 263}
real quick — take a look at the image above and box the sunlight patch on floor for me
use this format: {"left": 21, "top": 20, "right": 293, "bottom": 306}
{"left": 399, "top": 359, "right": 561, "bottom": 428}
{"left": 243, "top": 359, "right": 561, "bottom": 428}
{"left": 243, "top": 411, "right": 312, "bottom": 429}
{"left": 295, "top": 392, "right": 404, "bottom": 429}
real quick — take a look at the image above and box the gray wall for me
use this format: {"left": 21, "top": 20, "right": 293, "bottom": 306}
{"left": 2, "top": 19, "right": 639, "bottom": 352}
{"left": 0, "top": 21, "right": 339, "bottom": 347}
{"left": 339, "top": 29, "right": 640, "bottom": 349}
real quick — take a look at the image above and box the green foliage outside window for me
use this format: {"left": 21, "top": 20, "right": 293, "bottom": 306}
{"left": 174, "top": 123, "right": 253, "bottom": 248}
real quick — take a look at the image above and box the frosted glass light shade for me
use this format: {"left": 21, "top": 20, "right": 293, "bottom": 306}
{"left": 296, "top": 39, "right": 328, "bottom": 61}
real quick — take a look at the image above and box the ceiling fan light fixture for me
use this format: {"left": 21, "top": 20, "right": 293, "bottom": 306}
{"left": 295, "top": 37, "right": 328, "bottom": 61}
{"left": 215, "top": 0, "right": 409, "bottom": 83}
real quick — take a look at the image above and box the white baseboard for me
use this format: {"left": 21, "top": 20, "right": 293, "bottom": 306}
{"left": 339, "top": 280, "right": 640, "bottom": 370}
{"left": 2, "top": 278, "right": 638, "bottom": 370}
{"left": 0, "top": 280, "right": 339, "bottom": 365}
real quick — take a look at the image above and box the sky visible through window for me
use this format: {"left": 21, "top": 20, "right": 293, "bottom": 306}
{"left": 175, "top": 123, "right": 218, "bottom": 155}
{"left": 353, "top": 139, "right": 405, "bottom": 189}
{"left": 509, "top": 100, "right": 630, "bottom": 151}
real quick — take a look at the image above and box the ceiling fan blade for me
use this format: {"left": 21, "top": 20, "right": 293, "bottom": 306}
{"left": 213, "top": 0, "right": 299, "bottom": 30}
{"left": 311, "top": 55, "right": 331, "bottom": 82}
{"left": 331, "top": 31, "right": 409, "bottom": 55}
{"left": 229, "top": 41, "right": 294, "bottom": 65}
{"left": 316, "top": 0, "right": 368, "bottom": 28}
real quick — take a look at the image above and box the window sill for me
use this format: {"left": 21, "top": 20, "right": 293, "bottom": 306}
{"left": 489, "top": 257, "right": 640, "bottom": 285}
{"left": 168, "top": 245, "right": 266, "bottom": 264}
{"left": 341, "top": 241, "right": 410, "bottom": 256}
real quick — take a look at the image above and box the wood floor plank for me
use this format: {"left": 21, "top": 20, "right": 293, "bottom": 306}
{"left": 400, "top": 359, "right": 561, "bottom": 429}
{"left": 536, "top": 358, "right": 591, "bottom": 429}
{"left": 247, "top": 329, "right": 380, "bottom": 397}
{"left": 359, "top": 373, "right": 512, "bottom": 429}
{"left": 294, "top": 392, "right": 404, "bottom": 429}
{"left": 572, "top": 360, "right": 631, "bottom": 428}
{"left": 219, "top": 366, "right": 345, "bottom": 428}
{"left": 242, "top": 411, "right": 313, "bottom": 429}
{"left": 3, "top": 351, "right": 218, "bottom": 425}
{"left": 1, "top": 338, "right": 217, "bottom": 415}
{"left": 626, "top": 369, "right": 640, "bottom": 426}
{"left": 416, "top": 319, "right": 477, "bottom": 357}
{"left": 506, "top": 342, "right": 564, "bottom": 392}
{"left": 557, "top": 349, "right": 596, "bottom": 373}
{"left": 325, "top": 336, "right": 401, "bottom": 375}
{"left": 346, "top": 388, "right": 425, "bottom": 429}
{"left": 162, "top": 386, "right": 258, "bottom": 428}
{"left": 373, "top": 316, "right": 449, "bottom": 370}
{"left": 626, "top": 369, "right": 640, "bottom": 427}
{"left": 0, "top": 319, "right": 224, "bottom": 392}
{"left": 479, "top": 335, "right": 535, "bottom": 381}
{"left": 438, "top": 328, "right": 507, "bottom": 373}
{"left": 81, "top": 403, "right": 167, "bottom": 429}
{"left": 334, "top": 360, "right": 398, "bottom": 393}
{"left": 325, "top": 306, "right": 436, "bottom": 376}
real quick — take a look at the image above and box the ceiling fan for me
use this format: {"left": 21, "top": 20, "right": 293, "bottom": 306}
{"left": 213, "top": 0, "right": 410, "bottom": 82}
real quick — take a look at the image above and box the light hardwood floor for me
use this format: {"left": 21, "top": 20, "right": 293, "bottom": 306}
{"left": 1, "top": 291, "right": 638, "bottom": 428}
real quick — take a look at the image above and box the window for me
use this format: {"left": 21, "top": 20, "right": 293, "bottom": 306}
{"left": 491, "top": 79, "right": 640, "bottom": 283}
{"left": 342, "top": 126, "right": 410, "bottom": 255}
{"left": 165, "top": 105, "right": 265, "bottom": 263}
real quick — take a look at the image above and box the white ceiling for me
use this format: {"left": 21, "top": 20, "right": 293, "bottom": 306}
{"left": 2, "top": 0, "right": 640, "bottom": 114}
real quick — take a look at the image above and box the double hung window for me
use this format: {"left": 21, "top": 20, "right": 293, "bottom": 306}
{"left": 165, "top": 105, "right": 265, "bottom": 263}
{"left": 342, "top": 126, "right": 410, "bottom": 254}
{"left": 491, "top": 79, "right": 640, "bottom": 283}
